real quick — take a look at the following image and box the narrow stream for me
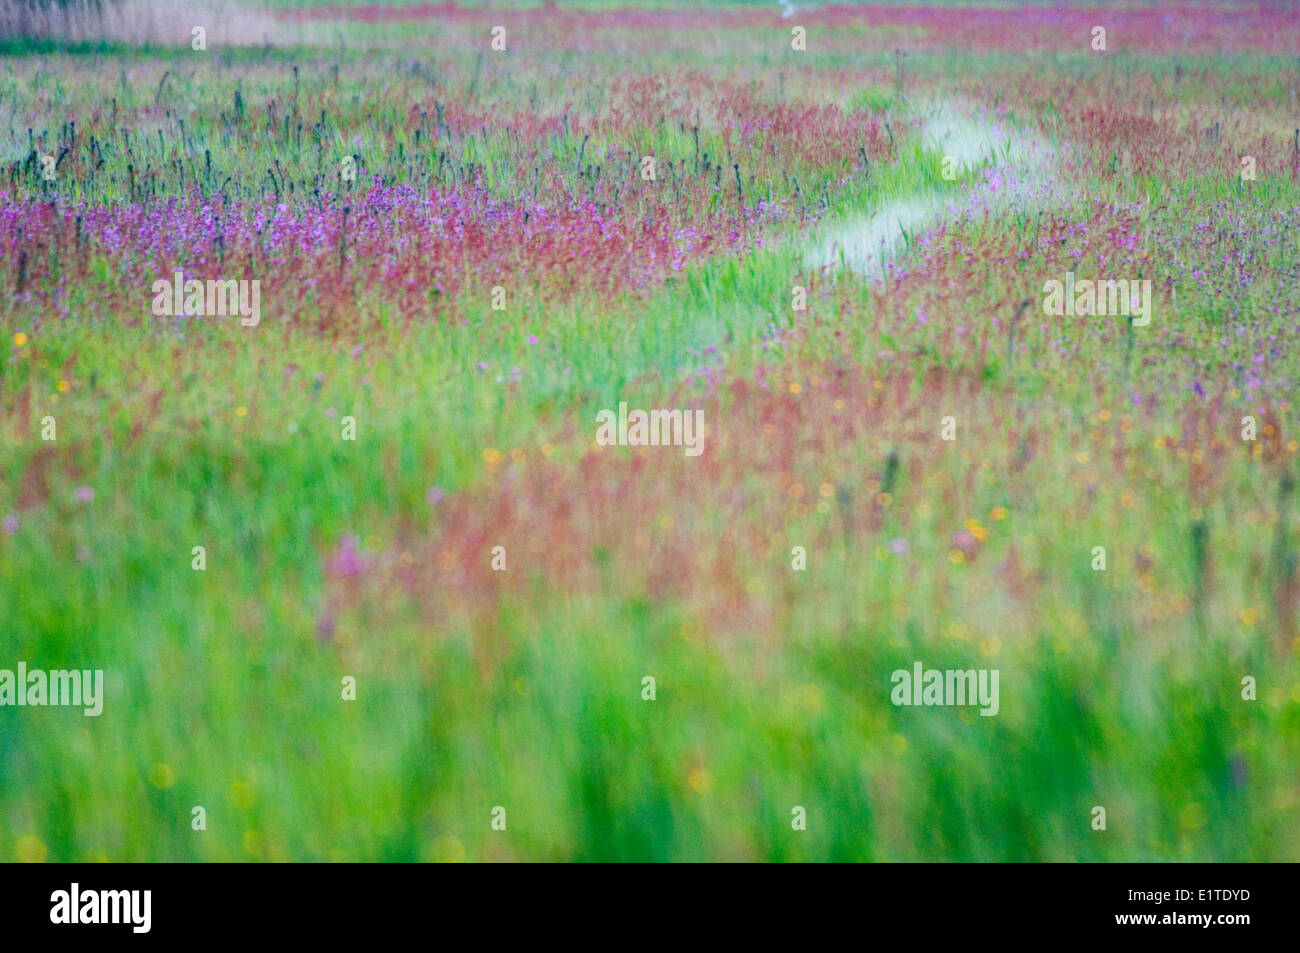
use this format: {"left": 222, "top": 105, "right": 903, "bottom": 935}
{"left": 807, "top": 103, "right": 1059, "bottom": 278}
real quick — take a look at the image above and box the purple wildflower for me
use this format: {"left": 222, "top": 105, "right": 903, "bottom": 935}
{"left": 328, "top": 534, "right": 368, "bottom": 579}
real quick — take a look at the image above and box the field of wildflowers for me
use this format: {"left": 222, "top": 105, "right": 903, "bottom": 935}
{"left": 2, "top": 1, "right": 1299, "bottom": 862}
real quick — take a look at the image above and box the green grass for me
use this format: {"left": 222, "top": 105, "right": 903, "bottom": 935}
{"left": 2, "top": 3, "right": 1299, "bottom": 862}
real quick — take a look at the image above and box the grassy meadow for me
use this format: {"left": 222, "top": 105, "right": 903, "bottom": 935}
{"left": 2, "top": 1, "right": 1299, "bottom": 861}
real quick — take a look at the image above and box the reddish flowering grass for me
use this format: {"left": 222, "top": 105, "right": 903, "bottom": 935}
{"left": 285, "top": 3, "right": 1299, "bottom": 57}
{"left": 323, "top": 360, "right": 1294, "bottom": 653}
{"left": 4, "top": 1, "right": 1300, "bottom": 863}
{"left": 1, "top": 70, "right": 897, "bottom": 328}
